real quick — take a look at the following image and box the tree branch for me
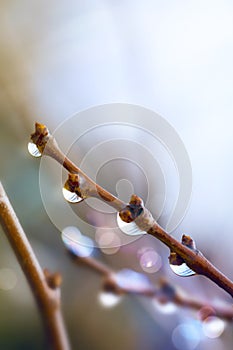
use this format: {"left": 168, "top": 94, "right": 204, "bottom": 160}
{"left": 29, "top": 122, "right": 233, "bottom": 298}
{"left": 0, "top": 182, "right": 70, "bottom": 350}
{"left": 69, "top": 251, "right": 233, "bottom": 321}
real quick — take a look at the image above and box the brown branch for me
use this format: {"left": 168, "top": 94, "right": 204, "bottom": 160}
{"left": 29, "top": 123, "right": 233, "bottom": 298}
{"left": 0, "top": 182, "right": 70, "bottom": 350}
{"left": 69, "top": 252, "right": 233, "bottom": 321}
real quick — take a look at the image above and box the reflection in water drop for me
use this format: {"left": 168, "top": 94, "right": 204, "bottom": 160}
{"left": 117, "top": 213, "right": 146, "bottom": 236}
{"left": 170, "top": 263, "right": 196, "bottom": 277}
{"left": 98, "top": 292, "right": 121, "bottom": 308}
{"left": 62, "top": 188, "right": 83, "bottom": 203}
{"left": 202, "top": 317, "right": 225, "bottom": 338}
{"left": 27, "top": 142, "right": 41, "bottom": 157}
{"left": 61, "top": 226, "right": 94, "bottom": 257}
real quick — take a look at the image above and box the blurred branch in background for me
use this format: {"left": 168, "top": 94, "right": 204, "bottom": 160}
{"left": 0, "top": 182, "right": 70, "bottom": 350}
{"left": 66, "top": 246, "right": 233, "bottom": 322}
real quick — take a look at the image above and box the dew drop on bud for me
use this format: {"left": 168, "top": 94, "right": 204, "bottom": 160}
{"left": 117, "top": 213, "right": 146, "bottom": 236}
{"left": 98, "top": 292, "right": 121, "bottom": 308}
{"left": 202, "top": 316, "right": 225, "bottom": 338}
{"left": 170, "top": 262, "right": 196, "bottom": 277}
{"left": 153, "top": 300, "right": 177, "bottom": 314}
{"left": 62, "top": 187, "right": 83, "bottom": 203}
{"left": 27, "top": 142, "right": 41, "bottom": 157}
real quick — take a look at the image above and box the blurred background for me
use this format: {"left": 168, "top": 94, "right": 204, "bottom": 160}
{"left": 1, "top": 1, "right": 233, "bottom": 349}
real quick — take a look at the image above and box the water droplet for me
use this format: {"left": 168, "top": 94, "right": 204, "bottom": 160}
{"left": 114, "top": 269, "right": 153, "bottom": 293}
{"left": 117, "top": 213, "right": 146, "bottom": 236}
{"left": 61, "top": 226, "right": 94, "bottom": 257}
{"left": 98, "top": 292, "right": 121, "bottom": 308}
{"left": 153, "top": 300, "right": 177, "bottom": 314}
{"left": 202, "top": 316, "right": 225, "bottom": 338}
{"left": 138, "top": 247, "right": 162, "bottom": 273}
{"left": 27, "top": 142, "right": 41, "bottom": 157}
{"left": 170, "top": 262, "right": 196, "bottom": 277}
{"left": 62, "top": 187, "right": 83, "bottom": 203}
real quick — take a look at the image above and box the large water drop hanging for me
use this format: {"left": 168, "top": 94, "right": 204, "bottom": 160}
{"left": 170, "top": 262, "right": 196, "bottom": 277}
{"left": 117, "top": 213, "right": 146, "bottom": 236}
{"left": 28, "top": 142, "right": 41, "bottom": 157}
{"left": 62, "top": 187, "right": 83, "bottom": 203}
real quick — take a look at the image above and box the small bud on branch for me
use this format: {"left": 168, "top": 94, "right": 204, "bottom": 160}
{"left": 29, "top": 122, "right": 233, "bottom": 298}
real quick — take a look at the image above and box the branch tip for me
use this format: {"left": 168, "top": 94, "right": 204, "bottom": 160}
{"left": 158, "top": 278, "right": 176, "bottom": 302}
{"left": 119, "top": 194, "right": 144, "bottom": 223}
{"left": 30, "top": 122, "right": 50, "bottom": 154}
{"left": 182, "top": 234, "right": 196, "bottom": 249}
{"left": 129, "top": 194, "right": 144, "bottom": 207}
{"left": 63, "top": 173, "right": 89, "bottom": 201}
{"left": 168, "top": 252, "right": 184, "bottom": 266}
{"left": 44, "top": 268, "right": 62, "bottom": 289}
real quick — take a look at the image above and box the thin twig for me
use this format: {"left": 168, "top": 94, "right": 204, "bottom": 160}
{"left": 29, "top": 123, "right": 233, "bottom": 298}
{"left": 0, "top": 182, "right": 70, "bottom": 350}
{"left": 69, "top": 252, "right": 233, "bottom": 321}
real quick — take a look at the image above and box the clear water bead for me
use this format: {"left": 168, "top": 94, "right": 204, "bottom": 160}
{"left": 170, "top": 262, "right": 196, "bottom": 277}
{"left": 27, "top": 142, "right": 41, "bottom": 157}
{"left": 117, "top": 213, "right": 147, "bottom": 236}
{"left": 62, "top": 187, "right": 83, "bottom": 203}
